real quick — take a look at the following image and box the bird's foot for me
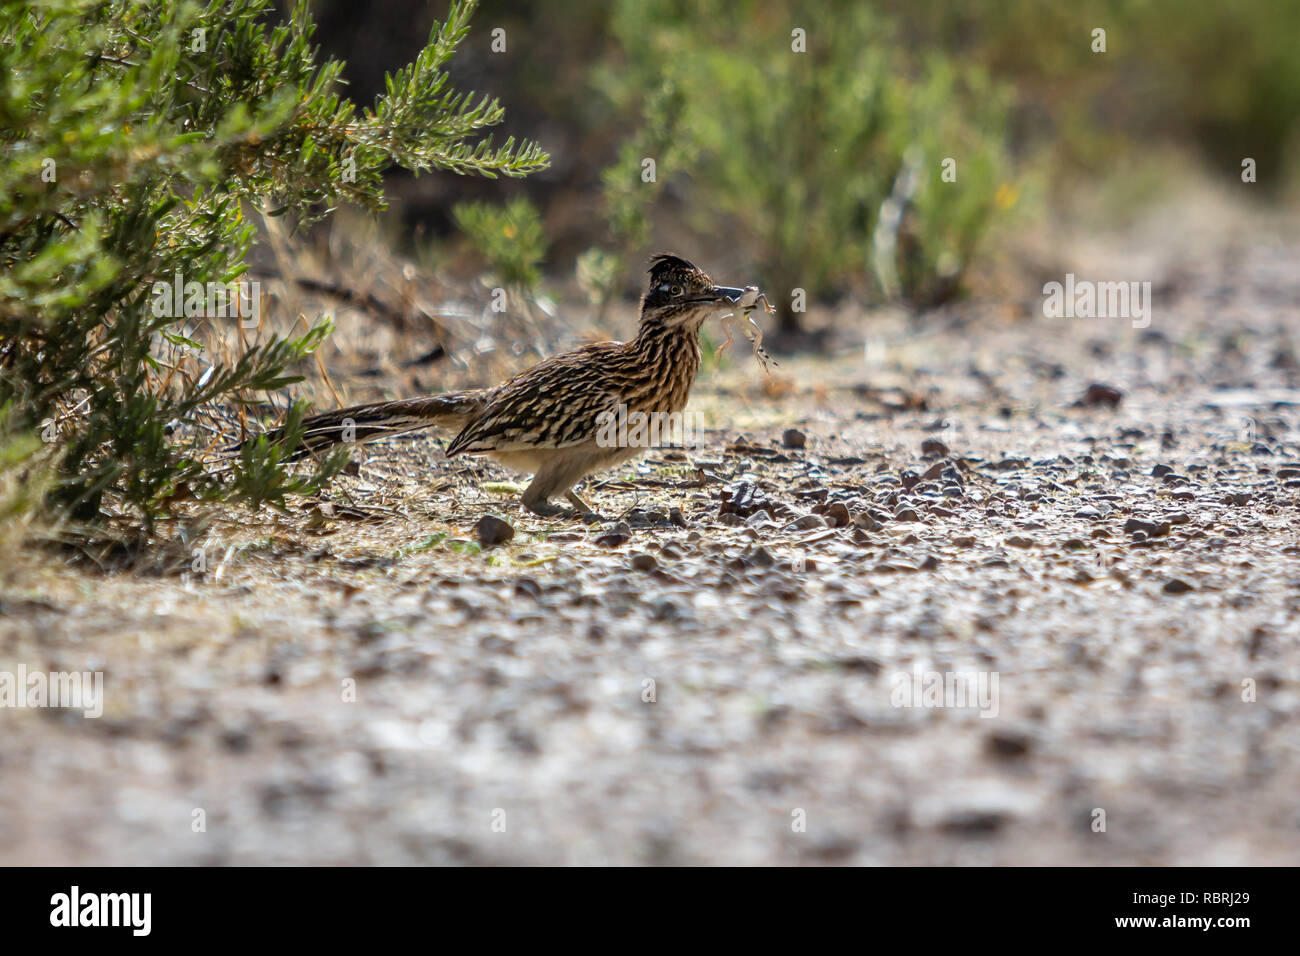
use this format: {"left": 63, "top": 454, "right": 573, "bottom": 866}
{"left": 523, "top": 501, "right": 603, "bottom": 522}
{"left": 523, "top": 500, "right": 568, "bottom": 518}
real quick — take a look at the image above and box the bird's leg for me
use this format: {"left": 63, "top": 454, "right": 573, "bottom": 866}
{"left": 522, "top": 460, "right": 601, "bottom": 521}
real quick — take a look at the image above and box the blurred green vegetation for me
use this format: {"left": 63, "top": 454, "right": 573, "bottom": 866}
{"left": 453, "top": 195, "right": 548, "bottom": 293}
{"left": 328, "top": 0, "right": 1300, "bottom": 320}
{"left": 590, "top": 0, "right": 1021, "bottom": 321}
{"left": 882, "top": 0, "right": 1300, "bottom": 184}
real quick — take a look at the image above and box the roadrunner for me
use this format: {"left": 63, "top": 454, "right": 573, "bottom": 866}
{"left": 267, "top": 255, "right": 749, "bottom": 517}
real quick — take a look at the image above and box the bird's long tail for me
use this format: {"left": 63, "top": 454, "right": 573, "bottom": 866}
{"left": 239, "top": 389, "right": 490, "bottom": 459}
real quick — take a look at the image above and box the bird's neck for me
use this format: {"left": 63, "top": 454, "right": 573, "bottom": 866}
{"left": 626, "top": 318, "right": 702, "bottom": 414}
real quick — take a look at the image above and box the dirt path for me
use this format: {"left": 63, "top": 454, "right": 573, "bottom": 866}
{"left": 2, "top": 198, "right": 1298, "bottom": 865}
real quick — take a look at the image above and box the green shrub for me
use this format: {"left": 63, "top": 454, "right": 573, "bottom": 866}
{"left": 878, "top": 57, "right": 1015, "bottom": 308}
{"left": 0, "top": 0, "right": 547, "bottom": 530}
{"left": 602, "top": 0, "right": 1018, "bottom": 326}
{"left": 580, "top": 78, "right": 699, "bottom": 320}
{"left": 453, "top": 195, "right": 548, "bottom": 295}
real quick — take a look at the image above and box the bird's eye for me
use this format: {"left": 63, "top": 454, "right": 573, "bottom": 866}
{"left": 669, "top": 284, "right": 682, "bottom": 296}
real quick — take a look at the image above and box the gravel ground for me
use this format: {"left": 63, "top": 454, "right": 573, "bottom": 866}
{"left": 2, "top": 198, "right": 1298, "bottom": 865}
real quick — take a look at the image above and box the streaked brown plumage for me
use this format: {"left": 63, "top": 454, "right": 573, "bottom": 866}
{"left": 262, "top": 255, "right": 748, "bottom": 517}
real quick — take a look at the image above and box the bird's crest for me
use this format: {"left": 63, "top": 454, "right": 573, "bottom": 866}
{"left": 648, "top": 253, "right": 705, "bottom": 283}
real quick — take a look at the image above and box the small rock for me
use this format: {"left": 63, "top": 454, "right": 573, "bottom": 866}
{"left": 786, "top": 514, "right": 826, "bottom": 532}
{"left": 782, "top": 428, "right": 807, "bottom": 449}
{"left": 823, "top": 502, "right": 851, "bottom": 527}
{"left": 921, "top": 438, "right": 949, "bottom": 458}
{"left": 1076, "top": 383, "right": 1124, "bottom": 408}
{"left": 1162, "top": 577, "right": 1195, "bottom": 595}
{"left": 719, "top": 480, "right": 771, "bottom": 518}
{"left": 1223, "top": 492, "right": 1252, "bottom": 506}
{"left": 595, "top": 523, "right": 631, "bottom": 547}
{"left": 473, "top": 514, "right": 515, "bottom": 547}
{"left": 985, "top": 729, "right": 1034, "bottom": 758}
{"left": 669, "top": 507, "right": 688, "bottom": 528}
{"left": 893, "top": 506, "right": 920, "bottom": 522}
{"left": 854, "top": 513, "right": 883, "bottom": 532}
{"left": 629, "top": 552, "right": 658, "bottom": 571}
{"left": 1151, "top": 464, "right": 1175, "bottom": 478}
{"left": 1124, "top": 517, "right": 1170, "bottom": 538}
{"left": 651, "top": 599, "right": 681, "bottom": 621}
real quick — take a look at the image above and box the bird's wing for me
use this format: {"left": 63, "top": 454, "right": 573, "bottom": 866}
{"left": 445, "top": 343, "right": 625, "bottom": 456}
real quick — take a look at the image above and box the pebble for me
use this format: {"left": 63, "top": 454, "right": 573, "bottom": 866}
{"left": 629, "top": 552, "right": 658, "bottom": 572}
{"left": 473, "top": 514, "right": 515, "bottom": 547}
{"left": 985, "top": 729, "right": 1034, "bottom": 758}
{"left": 855, "top": 513, "right": 884, "bottom": 531}
{"left": 785, "top": 514, "right": 827, "bottom": 532}
{"left": 1076, "top": 383, "right": 1124, "bottom": 408}
{"left": 822, "top": 502, "right": 851, "bottom": 527}
{"left": 595, "top": 527, "right": 631, "bottom": 547}
{"left": 1124, "top": 517, "right": 1170, "bottom": 538}
{"left": 782, "top": 429, "right": 807, "bottom": 449}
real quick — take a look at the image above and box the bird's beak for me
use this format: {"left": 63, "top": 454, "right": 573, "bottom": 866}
{"left": 709, "top": 286, "right": 748, "bottom": 305}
